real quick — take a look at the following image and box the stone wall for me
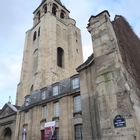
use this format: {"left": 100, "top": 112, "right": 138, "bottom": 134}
{"left": 78, "top": 11, "right": 140, "bottom": 140}
{"left": 113, "top": 16, "right": 140, "bottom": 97}
{"left": 16, "top": 0, "right": 83, "bottom": 106}
{"left": 15, "top": 92, "right": 82, "bottom": 140}
{"left": 0, "top": 115, "right": 16, "bottom": 140}
{"left": 15, "top": 75, "right": 82, "bottom": 140}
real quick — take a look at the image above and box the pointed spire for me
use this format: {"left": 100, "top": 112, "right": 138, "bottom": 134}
{"left": 55, "top": 0, "right": 62, "bottom": 4}
{"left": 42, "top": 0, "right": 62, "bottom": 4}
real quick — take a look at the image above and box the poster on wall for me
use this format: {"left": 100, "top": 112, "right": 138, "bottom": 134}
{"left": 44, "top": 121, "right": 56, "bottom": 140}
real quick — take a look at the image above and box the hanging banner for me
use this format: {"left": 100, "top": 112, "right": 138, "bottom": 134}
{"left": 22, "top": 128, "right": 26, "bottom": 140}
{"left": 44, "top": 121, "right": 56, "bottom": 140}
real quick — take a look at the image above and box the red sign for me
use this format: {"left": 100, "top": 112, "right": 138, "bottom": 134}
{"left": 44, "top": 121, "right": 56, "bottom": 140}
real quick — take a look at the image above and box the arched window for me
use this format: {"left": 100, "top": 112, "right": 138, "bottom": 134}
{"left": 37, "top": 11, "right": 40, "bottom": 22}
{"left": 43, "top": 4, "right": 47, "bottom": 13}
{"left": 60, "top": 10, "right": 65, "bottom": 19}
{"left": 38, "top": 27, "right": 40, "bottom": 37}
{"left": 33, "top": 31, "right": 37, "bottom": 41}
{"left": 4, "top": 127, "right": 12, "bottom": 140}
{"left": 57, "top": 47, "right": 64, "bottom": 68}
{"left": 75, "top": 124, "right": 83, "bottom": 140}
{"left": 52, "top": 4, "right": 58, "bottom": 16}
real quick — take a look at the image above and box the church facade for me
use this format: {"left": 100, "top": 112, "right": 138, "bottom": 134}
{"left": 15, "top": 0, "right": 83, "bottom": 139}
{"left": 1, "top": 0, "right": 140, "bottom": 140}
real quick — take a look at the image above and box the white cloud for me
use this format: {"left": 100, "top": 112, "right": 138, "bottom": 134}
{"left": 0, "top": 0, "right": 39, "bottom": 108}
{"left": 0, "top": 54, "right": 21, "bottom": 107}
{"left": 92, "top": 0, "right": 140, "bottom": 36}
{"left": 82, "top": 44, "right": 93, "bottom": 60}
{"left": 0, "top": 54, "right": 21, "bottom": 87}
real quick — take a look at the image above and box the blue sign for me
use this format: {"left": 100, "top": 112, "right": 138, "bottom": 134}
{"left": 113, "top": 115, "right": 126, "bottom": 128}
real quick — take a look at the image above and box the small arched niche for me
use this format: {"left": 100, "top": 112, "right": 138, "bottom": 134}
{"left": 60, "top": 10, "right": 66, "bottom": 19}
{"left": 3, "top": 127, "right": 12, "bottom": 140}
{"left": 43, "top": 4, "right": 47, "bottom": 14}
{"left": 52, "top": 4, "right": 58, "bottom": 16}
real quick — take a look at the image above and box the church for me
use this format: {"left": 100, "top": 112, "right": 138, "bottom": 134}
{"left": 1, "top": 0, "right": 140, "bottom": 140}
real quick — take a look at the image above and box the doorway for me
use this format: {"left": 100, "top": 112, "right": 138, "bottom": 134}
{"left": 3, "top": 127, "right": 12, "bottom": 140}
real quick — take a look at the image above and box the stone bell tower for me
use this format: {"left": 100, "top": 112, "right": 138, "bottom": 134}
{"left": 16, "top": 0, "right": 83, "bottom": 106}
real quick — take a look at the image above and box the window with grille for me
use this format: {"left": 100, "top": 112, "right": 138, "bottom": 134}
{"left": 54, "top": 102, "right": 60, "bottom": 117}
{"left": 42, "top": 105, "right": 47, "bottom": 119}
{"left": 42, "top": 91, "right": 46, "bottom": 100}
{"left": 53, "top": 86, "right": 59, "bottom": 96}
{"left": 75, "top": 124, "right": 83, "bottom": 140}
{"left": 72, "top": 78, "right": 80, "bottom": 89}
{"left": 74, "top": 95, "right": 81, "bottom": 113}
{"left": 52, "top": 128, "right": 59, "bottom": 140}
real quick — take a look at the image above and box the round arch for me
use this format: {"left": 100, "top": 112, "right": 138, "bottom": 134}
{"left": 3, "top": 127, "right": 12, "bottom": 140}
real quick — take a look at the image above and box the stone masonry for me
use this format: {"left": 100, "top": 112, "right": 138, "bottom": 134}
{"left": 77, "top": 11, "right": 140, "bottom": 140}
{"left": 1, "top": 1, "right": 140, "bottom": 140}
{"left": 16, "top": 0, "right": 83, "bottom": 106}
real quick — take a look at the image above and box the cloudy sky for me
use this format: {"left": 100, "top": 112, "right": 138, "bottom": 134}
{"left": 0, "top": 0, "right": 140, "bottom": 108}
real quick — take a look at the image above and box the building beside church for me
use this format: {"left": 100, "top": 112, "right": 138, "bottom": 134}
{"left": 1, "top": 0, "right": 140, "bottom": 140}
{"left": 0, "top": 103, "right": 19, "bottom": 140}
{"left": 77, "top": 11, "right": 140, "bottom": 140}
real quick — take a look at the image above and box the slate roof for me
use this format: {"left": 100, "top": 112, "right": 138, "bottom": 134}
{"left": 0, "top": 103, "right": 18, "bottom": 114}
{"left": 77, "top": 54, "right": 94, "bottom": 72}
{"left": 0, "top": 103, "right": 20, "bottom": 119}
{"left": 21, "top": 75, "right": 80, "bottom": 111}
